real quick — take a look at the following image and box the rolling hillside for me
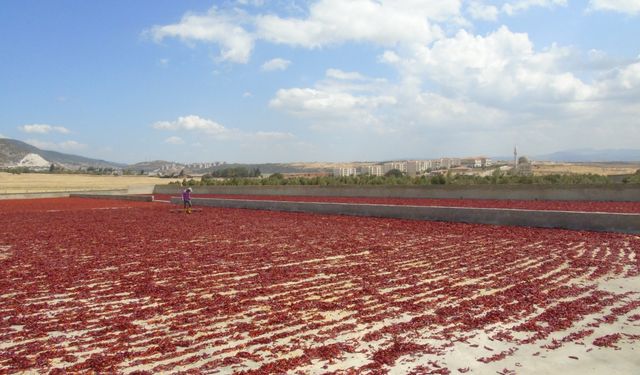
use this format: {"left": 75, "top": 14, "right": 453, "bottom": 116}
{"left": 0, "top": 138, "right": 124, "bottom": 169}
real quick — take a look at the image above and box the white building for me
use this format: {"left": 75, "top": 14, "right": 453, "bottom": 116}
{"left": 333, "top": 167, "right": 358, "bottom": 177}
{"left": 406, "top": 160, "right": 431, "bottom": 176}
{"left": 461, "top": 157, "right": 492, "bottom": 168}
{"left": 358, "top": 165, "right": 384, "bottom": 176}
{"left": 383, "top": 162, "right": 407, "bottom": 174}
{"left": 438, "top": 158, "right": 461, "bottom": 169}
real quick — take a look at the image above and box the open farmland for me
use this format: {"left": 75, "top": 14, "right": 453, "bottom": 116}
{"left": 0, "top": 172, "right": 177, "bottom": 194}
{"left": 1, "top": 198, "right": 639, "bottom": 374}
{"left": 532, "top": 163, "right": 640, "bottom": 176}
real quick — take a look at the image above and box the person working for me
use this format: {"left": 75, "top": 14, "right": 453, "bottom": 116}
{"left": 182, "top": 187, "right": 193, "bottom": 214}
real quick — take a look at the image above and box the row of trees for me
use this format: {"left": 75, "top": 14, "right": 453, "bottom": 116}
{"left": 206, "top": 167, "right": 261, "bottom": 178}
{"left": 173, "top": 168, "right": 629, "bottom": 187}
{"left": 623, "top": 169, "right": 640, "bottom": 184}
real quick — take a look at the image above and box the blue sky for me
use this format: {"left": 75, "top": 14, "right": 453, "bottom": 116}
{"left": 1, "top": 0, "right": 639, "bottom": 163}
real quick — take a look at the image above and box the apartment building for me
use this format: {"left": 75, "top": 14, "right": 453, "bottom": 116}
{"left": 358, "top": 165, "right": 384, "bottom": 176}
{"left": 333, "top": 167, "right": 358, "bottom": 177}
{"left": 461, "top": 157, "right": 492, "bottom": 168}
{"left": 406, "top": 160, "right": 432, "bottom": 176}
{"left": 383, "top": 162, "right": 407, "bottom": 174}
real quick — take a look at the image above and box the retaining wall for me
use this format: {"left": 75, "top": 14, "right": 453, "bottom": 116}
{"left": 0, "top": 189, "right": 128, "bottom": 200}
{"left": 157, "top": 184, "right": 640, "bottom": 202}
{"left": 170, "top": 197, "right": 640, "bottom": 234}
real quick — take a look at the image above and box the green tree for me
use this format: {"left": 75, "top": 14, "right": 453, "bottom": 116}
{"left": 384, "top": 169, "right": 404, "bottom": 178}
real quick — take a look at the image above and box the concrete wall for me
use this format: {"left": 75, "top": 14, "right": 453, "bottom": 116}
{"left": 170, "top": 197, "right": 640, "bottom": 234}
{"left": 0, "top": 189, "right": 128, "bottom": 200}
{"left": 156, "top": 184, "right": 640, "bottom": 202}
{"left": 0, "top": 192, "right": 72, "bottom": 200}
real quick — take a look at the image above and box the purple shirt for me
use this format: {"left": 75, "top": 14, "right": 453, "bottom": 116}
{"left": 182, "top": 190, "right": 191, "bottom": 201}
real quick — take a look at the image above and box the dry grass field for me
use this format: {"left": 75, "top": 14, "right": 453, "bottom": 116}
{"left": 0, "top": 172, "right": 179, "bottom": 194}
{"left": 532, "top": 162, "right": 640, "bottom": 176}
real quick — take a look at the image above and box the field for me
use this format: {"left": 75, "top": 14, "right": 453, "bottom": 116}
{"left": 0, "top": 172, "right": 177, "bottom": 194}
{"left": 1, "top": 198, "right": 639, "bottom": 374}
{"left": 532, "top": 162, "right": 640, "bottom": 176}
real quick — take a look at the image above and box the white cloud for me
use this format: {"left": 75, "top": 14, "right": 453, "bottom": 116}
{"left": 143, "top": 3, "right": 639, "bottom": 157}
{"left": 588, "top": 0, "right": 640, "bottom": 15}
{"left": 19, "top": 124, "right": 70, "bottom": 134}
{"left": 25, "top": 139, "right": 87, "bottom": 151}
{"left": 502, "top": 0, "right": 567, "bottom": 16}
{"left": 146, "top": 8, "right": 254, "bottom": 63}
{"left": 153, "top": 115, "right": 297, "bottom": 142}
{"left": 0, "top": 134, "right": 5, "bottom": 138}
{"left": 261, "top": 58, "right": 291, "bottom": 71}
{"left": 268, "top": 23, "right": 640, "bottom": 155}
{"left": 594, "top": 61, "right": 640, "bottom": 98}
{"left": 269, "top": 69, "right": 397, "bottom": 133}
{"left": 379, "top": 50, "right": 401, "bottom": 64}
{"left": 270, "top": 88, "right": 395, "bottom": 114}
{"left": 243, "top": 91, "right": 253, "bottom": 98}
{"left": 325, "top": 69, "right": 366, "bottom": 81}
{"left": 386, "top": 26, "right": 594, "bottom": 108}
{"left": 255, "top": 0, "right": 459, "bottom": 49}
{"left": 164, "top": 136, "right": 185, "bottom": 145}
{"left": 468, "top": 1, "right": 499, "bottom": 21}
{"left": 153, "top": 115, "right": 228, "bottom": 136}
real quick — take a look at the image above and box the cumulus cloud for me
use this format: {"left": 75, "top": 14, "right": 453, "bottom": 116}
{"left": 153, "top": 115, "right": 297, "bottom": 142}
{"left": 261, "top": 58, "right": 291, "bottom": 71}
{"left": 19, "top": 124, "right": 70, "bottom": 134}
{"left": 270, "top": 88, "right": 393, "bottom": 113}
{"left": 268, "top": 21, "right": 640, "bottom": 154}
{"left": 25, "top": 139, "right": 87, "bottom": 151}
{"left": 467, "top": 1, "right": 499, "bottom": 21}
{"left": 145, "top": 2, "right": 639, "bottom": 156}
{"left": 588, "top": 0, "right": 640, "bottom": 15}
{"left": 502, "top": 0, "right": 568, "bottom": 16}
{"left": 594, "top": 61, "right": 640, "bottom": 99}
{"left": 255, "top": 0, "right": 459, "bottom": 49}
{"left": 153, "top": 115, "right": 228, "bottom": 136}
{"left": 269, "top": 68, "right": 397, "bottom": 133}
{"left": 146, "top": 8, "right": 254, "bottom": 63}
{"left": 385, "top": 26, "right": 594, "bottom": 108}
{"left": 325, "top": 69, "right": 366, "bottom": 81}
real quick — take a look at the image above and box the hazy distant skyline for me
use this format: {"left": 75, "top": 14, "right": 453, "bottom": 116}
{"left": 1, "top": 1, "right": 639, "bottom": 163}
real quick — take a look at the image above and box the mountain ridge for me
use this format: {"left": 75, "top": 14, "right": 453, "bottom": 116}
{"left": 0, "top": 138, "right": 125, "bottom": 169}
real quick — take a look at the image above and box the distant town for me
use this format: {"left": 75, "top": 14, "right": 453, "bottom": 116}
{"left": 3, "top": 138, "right": 640, "bottom": 181}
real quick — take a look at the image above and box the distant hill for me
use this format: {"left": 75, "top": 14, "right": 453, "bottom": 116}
{"left": 492, "top": 149, "right": 640, "bottom": 163}
{"left": 0, "top": 138, "right": 125, "bottom": 169}
{"left": 535, "top": 149, "right": 640, "bottom": 162}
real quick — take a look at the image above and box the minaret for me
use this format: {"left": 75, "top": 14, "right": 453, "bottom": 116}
{"left": 514, "top": 146, "right": 518, "bottom": 167}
